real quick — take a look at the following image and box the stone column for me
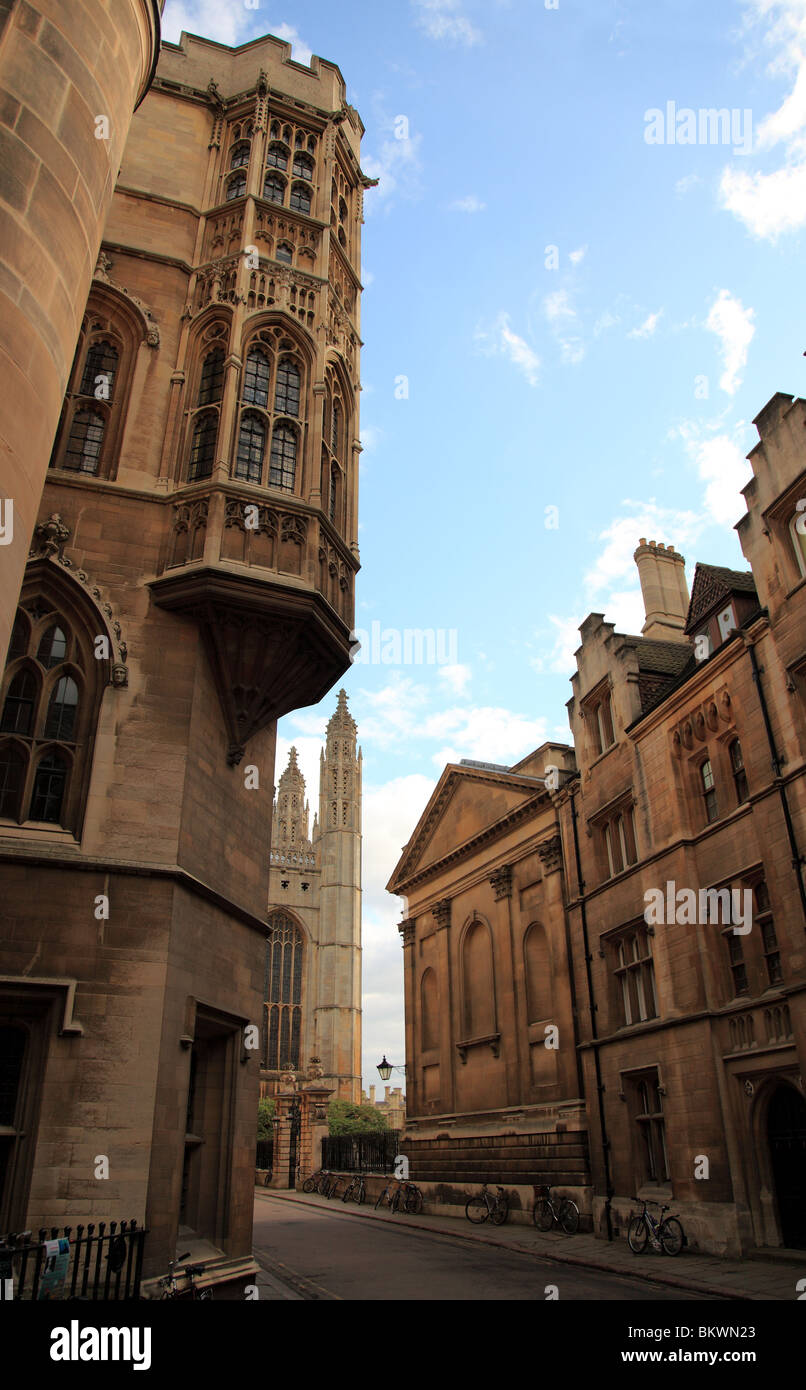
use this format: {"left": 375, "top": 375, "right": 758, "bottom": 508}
{"left": 0, "top": 0, "right": 163, "bottom": 668}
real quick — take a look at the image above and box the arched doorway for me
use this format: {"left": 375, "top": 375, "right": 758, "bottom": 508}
{"left": 767, "top": 1084, "right": 806, "bottom": 1249}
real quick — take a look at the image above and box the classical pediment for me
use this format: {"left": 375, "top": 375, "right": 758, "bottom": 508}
{"left": 388, "top": 767, "right": 543, "bottom": 891}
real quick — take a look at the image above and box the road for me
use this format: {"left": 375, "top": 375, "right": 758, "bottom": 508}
{"left": 252, "top": 1193, "right": 709, "bottom": 1301}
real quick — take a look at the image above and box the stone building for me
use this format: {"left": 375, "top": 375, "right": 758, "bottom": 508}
{"left": 0, "top": 25, "right": 371, "bottom": 1290}
{"left": 361, "top": 1085, "right": 406, "bottom": 1131}
{"left": 0, "top": 0, "right": 163, "bottom": 673}
{"left": 390, "top": 392, "right": 806, "bottom": 1254}
{"left": 262, "top": 689, "right": 362, "bottom": 1103}
{"left": 386, "top": 750, "right": 591, "bottom": 1223}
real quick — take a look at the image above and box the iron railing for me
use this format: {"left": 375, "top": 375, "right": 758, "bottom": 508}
{"left": 256, "top": 1139, "right": 274, "bottom": 1170}
{"left": 0, "top": 1221, "right": 146, "bottom": 1301}
{"left": 321, "top": 1131, "right": 400, "bottom": 1175}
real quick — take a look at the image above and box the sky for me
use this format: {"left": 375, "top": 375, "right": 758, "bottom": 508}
{"left": 162, "top": 0, "right": 806, "bottom": 1095}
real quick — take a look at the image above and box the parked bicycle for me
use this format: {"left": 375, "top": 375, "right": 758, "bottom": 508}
{"left": 341, "top": 1175, "right": 366, "bottom": 1205}
{"left": 302, "top": 1167, "right": 326, "bottom": 1193}
{"left": 532, "top": 1185, "right": 580, "bottom": 1234}
{"left": 627, "top": 1198, "right": 685, "bottom": 1256}
{"left": 465, "top": 1184, "right": 509, "bottom": 1226}
{"left": 159, "top": 1253, "right": 213, "bottom": 1300}
{"left": 375, "top": 1179, "right": 423, "bottom": 1214}
{"left": 325, "top": 1174, "right": 345, "bottom": 1199}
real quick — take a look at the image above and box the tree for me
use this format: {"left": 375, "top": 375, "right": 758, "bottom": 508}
{"left": 257, "top": 1096, "right": 275, "bottom": 1140}
{"left": 328, "top": 1099, "right": 388, "bottom": 1135}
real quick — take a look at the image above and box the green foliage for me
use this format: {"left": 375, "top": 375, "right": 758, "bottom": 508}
{"left": 257, "top": 1096, "right": 276, "bottom": 1140}
{"left": 328, "top": 1100, "right": 388, "bottom": 1135}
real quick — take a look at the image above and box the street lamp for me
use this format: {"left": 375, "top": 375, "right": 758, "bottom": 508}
{"left": 376, "top": 1056, "right": 406, "bottom": 1080}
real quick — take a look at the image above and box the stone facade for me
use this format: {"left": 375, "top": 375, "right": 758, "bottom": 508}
{"left": 386, "top": 748, "right": 591, "bottom": 1226}
{"left": 390, "top": 392, "right": 806, "bottom": 1254}
{"left": 0, "top": 0, "right": 163, "bottom": 672}
{"left": 262, "top": 689, "right": 362, "bottom": 1103}
{"left": 362, "top": 1085, "right": 406, "bottom": 1130}
{"left": 0, "top": 26, "right": 371, "bottom": 1291}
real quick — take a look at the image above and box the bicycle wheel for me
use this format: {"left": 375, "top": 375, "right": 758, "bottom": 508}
{"left": 374, "top": 1188, "right": 389, "bottom": 1210}
{"left": 559, "top": 1199, "right": 580, "bottom": 1235}
{"left": 341, "top": 1181, "right": 354, "bottom": 1203}
{"left": 302, "top": 1175, "right": 317, "bottom": 1193}
{"left": 328, "top": 1178, "right": 342, "bottom": 1199}
{"left": 660, "top": 1218, "right": 685, "bottom": 1256}
{"left": 627, "top": 1216, "right": 648, "bottom": 1253}
{"left": 465, "top": 1195, "right": 489, "bottom": 1224}
{"left": 355, "top": 1180, "right": 366, "bottom": 1205}
{"left": 404, "top": 1185, "right": 423, "bottom": 1214}
{"left": 490, "top": 1194, "right": 509, "bottom": 1226}
{"left": 533, "top": 1199, "right": 554, "bottom": 1232}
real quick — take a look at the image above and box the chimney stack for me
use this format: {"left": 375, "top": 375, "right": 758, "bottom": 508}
{"left": 633, "top": 539, "right": 690, "bottom": 642}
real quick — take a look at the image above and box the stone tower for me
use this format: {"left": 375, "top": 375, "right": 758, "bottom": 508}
{"left": 0, "top": 27, "right": 370, "bottom": 1289}
{"left": 266, "top": 689, "right": 362, "bottom": 1102}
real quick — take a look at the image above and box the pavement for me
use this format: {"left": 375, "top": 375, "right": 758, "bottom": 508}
{"left": 253, "top": 1186, "right": 802, "bottom": 1301}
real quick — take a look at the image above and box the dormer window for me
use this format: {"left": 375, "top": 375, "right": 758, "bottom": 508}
{"left": 790, "top": 507, "right": 806, "bottom": 579}
{"left": 716, "top": 604, "right": 737, "bottom": 643}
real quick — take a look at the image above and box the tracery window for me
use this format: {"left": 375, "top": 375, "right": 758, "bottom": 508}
{"left": 292, "top": 152, "right": 314, "bottom": 182}
{"left": 0, "top": 594, "right": 105, "bottom": 832}
{"left": 232, "top": 330, "right": 305, "bottom": 491}
{"left": 263, "top": 173, "right": 285, "bottom": 204}
{"left": 276, "top": 242, "right": 293, "bottom": 265}
{"left": 322, "top": 372, "right": 347, "bottom": 528}
{"left": 50, "top": 296, "right": 143, "bottom": 480}
{"left": 188, "top": 412, "right": 218, "bottom": 482}
{"left": 266, "top": 143, "right": 289, "bottom": 171}
{"left": 263, "top": 912, "right": 303, "bottom": 1070}
{"left": 226, "top": 171, "right": 246, "bottom": 201}
{"left": 185, "top": 324, "right": 228, "bottom": 483}
{"left": 289, "top": 182, "right": 312, "bottom": 215}
{"left": 230, "top": 141, "right": 251, "bottom": 170}
{"left": 198, "top": 348, "right": 225, "bottom": 406}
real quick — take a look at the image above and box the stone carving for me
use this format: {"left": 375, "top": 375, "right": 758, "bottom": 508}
{"left": 29, "top": 516, "right": 129, "bottom": 680}
{"left": 433, "top": 899, "right": 451, "bottom": 929}
{"left": 490, "top": 866, "right": 513, "bottom": 900}
{"left": 537, "top": 835, "right": 563, "bottom": 875}
{"left": 398, "top": 919, "right": 415, "bottom": 948}
{"left": 92, "top": 253, "right": 161, "bottom": 347}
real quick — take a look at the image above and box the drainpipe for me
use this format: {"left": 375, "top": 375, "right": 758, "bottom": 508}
{"left": 747, "top": 641, "right": 806, "bottom": 929}
{"left": 570, "top": 786, "right": 614, "bottom": 1241}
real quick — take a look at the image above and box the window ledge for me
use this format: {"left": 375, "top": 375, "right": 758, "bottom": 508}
{"left": 455, "top": 1033, "right": 501, "bottom": 1064}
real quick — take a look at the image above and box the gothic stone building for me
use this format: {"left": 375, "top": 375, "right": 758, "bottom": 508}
{"left": 263, "top": 689, "right": 362, "bottom": 1103}
{"left": 386, "top": 746, "right": 591, "bottom": 1223}
{"left": 391, "top": 392, "right": 806, "bottom": 1255}
{"left": 0, "top": 25, "right": 371, "bottom": 1290}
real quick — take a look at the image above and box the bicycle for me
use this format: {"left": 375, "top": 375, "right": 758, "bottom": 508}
{"left": 341, "top": 1175, "right": 366, "bottom": 1204}
{"left": 627, "top": 1198, "right": 685, "bottom": 1256}
{"left": 325, "top": 1174, "right": 345, "bottom": 1199}
{"left": 374, "top": 1179, "right": 422, "bottom": 1214}
{"left": 465, "top": 1184, "right": 508, "bottom": 1226}
{"left": 302, "top": 1167, "right": 326, "bottom": 1193}
{"left": 532, "top": 1185, "right": 579, "bottom": 1234}
{"left": 159, "top": 1253, "right": 213, "bottom": 1300}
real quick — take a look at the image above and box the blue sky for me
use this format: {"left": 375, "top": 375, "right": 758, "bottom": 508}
{"left": 163, "top": 0, "right": 806, "bottom": 1093}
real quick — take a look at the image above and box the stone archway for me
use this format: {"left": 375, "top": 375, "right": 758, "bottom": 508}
{"left": 766, "top": 1083, "right": 806, "bottom": 1249}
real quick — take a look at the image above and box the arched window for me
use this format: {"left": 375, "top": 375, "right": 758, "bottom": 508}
{"left": 701, "top": 758, "right": 718, "bottom": 824}
{"left": 36, "top": 625, "right": 68, "bottom": 669}
{"left": 730, "top": 739, "right": 748, "bottom": 803}
{"left": 45, "top": 676, "right": 79, "bottom": 741}
{"left": 8, "top": 612, "right": 29, "bottom": 661}
{"left": 0, "top": 743, "right": 25, "bottom": 819}
{"left": 331, "top": 400, "right": 340, "bottom": 456}
{"left": 188, "top": 412, "right": 218, "bottom": 482}
{"left": 266, "top": 143, "right": 288, "bottom": 171}
{"left": 30, "top": 751, "right": 68, "bottom": 823}
{"left": 226, "top": 171, "right": 246, "bottom": 201}
{"left": 292, "top": 152, "right": 314, "bottom": 181}
{"left": 269, "top": 424, "right": 297, "bottom": 491}
{"left": 1, "top": 590, "right": 106, "bottom": 832}
{"left": 263, "top": 173, "right": 285, "bottom": 204}
{"left": 276, "top": 242, "right": 293, "bottom": 265}
{"left": 1, "top": 670, "right": 37, "bottom": 736}
{"left": 462, "top": 920, "right": 495, "bottom": 1038}
{"left": 274, "top": 359, "right": 300, "bottom": 417}
{"left": 230, "top": 141, "right": 251, "bottom": 170}
{"left": 63, "top": 411, "right": 105, "bottom": 474}
{"left": 329, "top": 462, "right": 339, "bottom": 525}
{"left": 264, "top": 912, "right": 303, "bottom": 1069}
{"left": 307, "top": 135, "right": 316, "bottom": 153}
{"left": 242, "top": 348, "right": 271, "bottom": 407}
{"left": 421, "top": 969, "right": 439, "bottom": 1051}
{"left": 80, "top": 340, "right": 118, "bottom": 400}
{"left": 289, "top": 182, "right": 311, "bottom": 214}
{"left": 235, "top": 414, "right": 265, "bottom": 484}
{"left": 524, "top": 923, "right": 551, "bottom": 1025}
{"left": 198, "top": 348, "right": 225, "bottom": 406}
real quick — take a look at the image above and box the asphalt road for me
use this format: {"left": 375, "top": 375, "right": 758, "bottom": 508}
{"left": 252, "top": 1194, "right": 709, "bottom": 1301}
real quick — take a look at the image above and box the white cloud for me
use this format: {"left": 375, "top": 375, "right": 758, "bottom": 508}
{"left": 593, "top": 310, "right": 621, "bottom": 336}
{"left": 675, "top": 173, "right": 703, "bottom": 195}
{"left": 359, "top": 424, "right": 382, "bottom": 455}
{"left": 412, "top": 0, "right": 482, "bottom": 45}
{"left": 438, "top": 663, "right": 472, "bottom": 695}
{"left": 719, "top": 0, "right": 806, "bottom": 238}
{"left": 544, "top": 289, "right": 576, "bottom": 323}
{"left": 628, "top": 310, "right": 663, "bottom": 339}
{"left": 474, "top": 312, "right": 540, "bottom": 386}
{"left": 569, "top": 245, "right": 588, "bottom": 265}
{"left": 449, "top": 195, "right": 486, "bottom": 212}
{"left": 705, "top": 289, "right": 756, "bottom": 395}
{"left": 362, "top": 123, "right": 423, "bottom": 210}
{"left": 543, "top": 290, "right": 587, "bottom": 365}
{"left": 583, "top": 501, "right": 702, "bottom": 596}
{"left": 692, "top": 433, "right": 754, "bottom": 526}
{"left": 269, "top": 22, "right": 314, "bottom": 66}
{"left": 162, "top": 0, "right": 255, "bottom": 44}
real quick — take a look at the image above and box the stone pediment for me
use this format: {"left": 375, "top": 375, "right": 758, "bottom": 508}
{"left": 388, "top": 767, "right": 542, "bottom": 891}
